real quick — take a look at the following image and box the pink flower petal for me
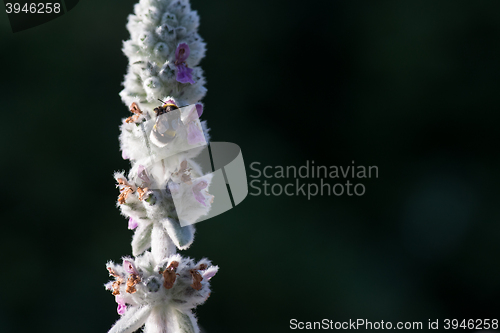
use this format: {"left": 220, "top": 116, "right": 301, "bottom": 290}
{"left": 117, "top": 303, "right": 126, "bottom": 315}
{"left": 115, "top": 296, "right": 127, "bottom": 315}
{"left": 176, "top": 64, "right": 195, "bottom": 84}
{"left": 192, "top": 180, "right": 208, "bottom": 206}
{"left": 175, "top": 43, "right": 190, "bottom": 62}
{"left": 195, "top": 103, "right": 203, "bottom": 118}
{"left": 123, "top": 259, "right": 138, "bottom": 275}
{"left": 187, "top": 121, "right": 204, "bottom": 145}
{"left": 137, "top": 165, "right": 150, "bottom": 183}
{"left": 202, "top": 266, "right": 218, "bottom": 280}
{"left": 128, "top": 217, "right": 138, "bottom": 230}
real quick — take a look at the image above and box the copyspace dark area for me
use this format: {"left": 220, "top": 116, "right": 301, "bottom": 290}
{"left": 1, "top": 1, "right": 500, "bottom": 332}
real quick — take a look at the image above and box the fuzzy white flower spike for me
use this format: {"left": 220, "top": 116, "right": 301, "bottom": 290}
{"left": 105, "top": 1, "right": 218, "bottom": 332}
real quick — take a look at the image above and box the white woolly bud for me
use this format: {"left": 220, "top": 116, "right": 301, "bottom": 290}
{"left": 158, "top": 62, "right": 176, "bottom": 83}
{"left": 142, "top": 6, "right": 163, "bottom": 26}
{"left": 161, "top": 12, "right": 178, "bottom": 26}
{"left": 143, "top": 77, "right": 163, "bottom": 100}
{"left": 138, "top": 31, "right": 157, "bottom": 50}
{"left": 122, "top": 72, "right": 144, "bottom": 94}
{"left": 140, "top": 61, "right": 160, "bottom": 79}
{"left": 180, "top": 12, "right": 199, "bottom": 31}
{"left": 153, "top": 42, "right": 170, "bottom": 58}
{"left": 167, "top": 0, "right": 191, "bottom": 16}
{"left": 123, "top": 40, "right": 142, "bottom": 63}
{"left": 156, "top": 24, "right": 177, "bottom": 42}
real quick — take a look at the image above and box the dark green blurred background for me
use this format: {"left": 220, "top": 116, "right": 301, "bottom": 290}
{"left": 1, "top": 1, "right": 500, "bottom": 332}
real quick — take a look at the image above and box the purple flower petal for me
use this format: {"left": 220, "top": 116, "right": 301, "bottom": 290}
{"left": 192, "top": 180, "right": 208, "bottom": 206}
{"left": 165, "top": 99, "right": 176, "bottom": 106}
{"left": 115, "top": 296, "right": 127, "bottom": 315}
{"left": 137, "top": 165, "right": 150, "bottom": 183}
{"left": 176, "top": 64, "right": 195, "bottom": 84}
{"left": 175, "top": 43, "right": 190, "bottom": 63}
{"left": 187, "top": 121, "right": 205, "bottom": 145}
{"left": 174, "top": 43, "right": 195, "bottom": 84}
{"left": 117, "top": 303, "right": 126, "bottom": 315}
{"left": 193, "top": 180, "right": 208, "bottom": 191}
{"left": 185, "top": 105, "right": 199, "bottom": 123}
{"left": 167, "top": 181, "right": 179, "bottom": 195}
{"left": 128, "top": 217, "right": 138, "bottom": 230}
{"left": 123, "top": 259, "right": 138, "bottom": 275}
{"left": 202, "top": 266, "right": 218, "bottom": 280}
{"left": 195, "top": 103, "right": 203, "bottom": 118}
{"left": 122, "top": 150, "right": 129, "bottom": 160}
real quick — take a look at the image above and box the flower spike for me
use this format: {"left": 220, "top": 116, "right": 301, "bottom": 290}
{"left": 106, "top": 1, "right": 217, "bottom": 332}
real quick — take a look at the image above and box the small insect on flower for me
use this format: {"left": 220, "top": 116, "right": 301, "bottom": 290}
{"left": 125, "top": 102, "right": 143, "bottom": 123}
{"left": 150, "top": 99, "right": 185, "bottom": 147}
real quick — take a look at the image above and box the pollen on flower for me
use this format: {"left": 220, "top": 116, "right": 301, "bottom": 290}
{"left": 178, "top": 161, "right": 190, "bottom": 175}
{"left": 125, "top": 102, "right": 143, "bottom": 123}
{"left": 117, "top": 178, "right": 136, "bottom": 204}
{"left": 162, "top": 261, "right": 179, "bottom": 289}
{"left": 117, "top": 178, "right": 134, "bottom": 188}
{"left": 108, "top": 267, "right": 120, "bottom": 277}
{"left": 108, "top": 267, "right": 125, "bottom": 295}
{"left": 118, "top": 187, "right": 134, "bottom": 204}
{"left": 112, "top": 280, "right": 122, "bottom": 295}
{"left": 190, "top": 269, "right": 203, "bottom": 290}
{"left": 125, "top": 116, "right": 139, "bottom": 123}
{"left": 172, "top": 160, "right": 193, "bottom": 184}
{"left": 126, "top": 274, "right": 141, "bottom": 294}
{"left": 137, "top": 187, "right": 149, "bottom": 201}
